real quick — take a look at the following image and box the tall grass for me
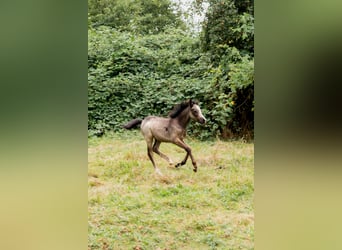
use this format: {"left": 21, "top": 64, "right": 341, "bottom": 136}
{"left": 88, "top": 132, "right": 254, "bottom": 249}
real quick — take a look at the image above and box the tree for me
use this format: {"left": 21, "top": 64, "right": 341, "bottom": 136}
{"left": 88, "top": 0, "right": 186, "bottom": 34}
{"left": 194, "top": 0, "right": 254, "bottom": 138}
{"left": 198, "top": 0, "right": 254, "bottom": 61}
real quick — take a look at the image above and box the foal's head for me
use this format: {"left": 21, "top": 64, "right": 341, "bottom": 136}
{"left": 189, "top": 99, "right": 206, "bottom": 124}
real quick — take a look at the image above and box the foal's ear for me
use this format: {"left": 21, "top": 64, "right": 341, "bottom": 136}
{"left": 189, "top": 99, "right": 194, "bottom": 107}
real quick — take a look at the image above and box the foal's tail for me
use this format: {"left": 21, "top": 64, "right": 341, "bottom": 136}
{"left": 123, "top": 118, "right": 143, "bottom": 129}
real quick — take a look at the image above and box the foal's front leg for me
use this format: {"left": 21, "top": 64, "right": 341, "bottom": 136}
{"left": 174, "top": 138, "right": 197, "bottom": 172}
{"left": 175, "top": 151, "right": 189, "bottom": 168}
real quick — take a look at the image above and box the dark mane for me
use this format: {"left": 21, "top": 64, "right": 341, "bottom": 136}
{"left": 168, "top": 100, "right": 197, "bottom": 118}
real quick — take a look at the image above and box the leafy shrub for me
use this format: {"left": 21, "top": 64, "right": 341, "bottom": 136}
{"left": 88, "top": 26, "right": 254, "bottom": 140}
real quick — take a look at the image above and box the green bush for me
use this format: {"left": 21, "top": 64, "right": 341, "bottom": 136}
{"left": 88, "top": 26, "right": 253, "bottom": 140}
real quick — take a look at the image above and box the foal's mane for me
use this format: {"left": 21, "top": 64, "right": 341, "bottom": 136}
{"left": 168, "top": 100, "right": 197, "bottom": 118}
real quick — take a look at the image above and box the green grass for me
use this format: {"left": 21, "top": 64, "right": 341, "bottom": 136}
{"left": 88, "top": 132, "right": 254, "bottom": 250}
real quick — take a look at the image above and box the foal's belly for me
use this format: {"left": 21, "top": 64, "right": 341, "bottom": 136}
{"left": 141, "top": 116, "right": 182, "bottom": 142}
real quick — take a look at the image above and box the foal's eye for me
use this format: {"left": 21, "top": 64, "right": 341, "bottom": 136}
{"left": 193, "top": 110, "right": 198, "bottom": 115}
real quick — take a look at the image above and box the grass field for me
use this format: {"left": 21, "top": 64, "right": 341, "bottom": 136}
{"left": 88, "top": 132, "right": 254, "bottom": 250}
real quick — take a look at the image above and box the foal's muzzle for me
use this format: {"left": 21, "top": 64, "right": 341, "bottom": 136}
{"left": 199, "top": 118, "right": 206, "bottom": 124}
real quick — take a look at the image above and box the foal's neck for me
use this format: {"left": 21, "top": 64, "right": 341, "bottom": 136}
{"left": 174, "top": 106, "right": 191, "bottom": 129}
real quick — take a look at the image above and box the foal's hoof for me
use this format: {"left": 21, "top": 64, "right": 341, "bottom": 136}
{"left": 175, "top": 163, "right": 181, "bottom": 168}
{"left": 193, "top": 168, "right": 197, "bottom": 173}
{"left": 155, "top": 168, "right": 163, "bottom": 176}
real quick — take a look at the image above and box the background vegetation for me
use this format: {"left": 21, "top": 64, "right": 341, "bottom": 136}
{"left": 88, "top": 0, "right": 254, "bottom": 140}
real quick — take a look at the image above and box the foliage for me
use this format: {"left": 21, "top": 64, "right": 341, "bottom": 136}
{"left": 88, "top": 25, "right": 253, "bottom": 139}
{"left": 88, "top": 0, "right": 254, "bottom": 140}
{"left": 205, "top": 48, "right": 254, "bottom": 138}
{"left": 88, "top": 27, "right": 206, "bottom": 136}
{"left": 197, "top": 0, "right": 254, "bottom": 138}
{"left": 88, "top": 0, "right": 185, "bottom": 34}
{"left": 200, "top": 0, "right": 254, "bottom": 61}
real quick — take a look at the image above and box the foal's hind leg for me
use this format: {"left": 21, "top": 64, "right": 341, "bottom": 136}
{"left": 145, "top": 137, "right": 163, "bottom": 175}
{"left": 153, "top": 140, "right": 174, "bottom": 165}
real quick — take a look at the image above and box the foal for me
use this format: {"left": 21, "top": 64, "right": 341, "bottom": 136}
{"left": 123, "top": 99, "right": 206, "bottom": 174}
